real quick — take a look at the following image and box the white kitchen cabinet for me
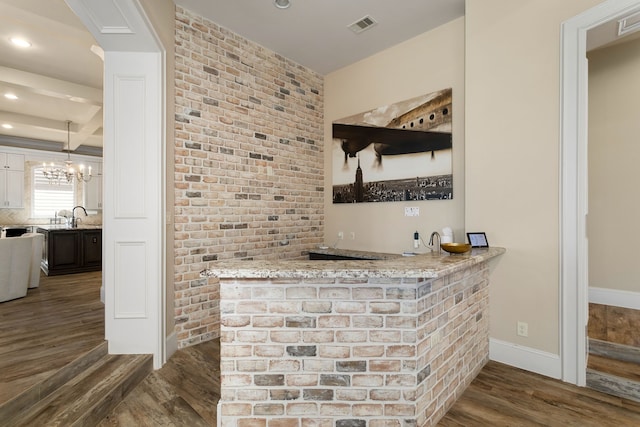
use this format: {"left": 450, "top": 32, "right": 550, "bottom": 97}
{"left": 83, "top": 161, "right": 102, "bottom": 211}
{"left": 0, "top": 152, "right": 24, "bottom": 208}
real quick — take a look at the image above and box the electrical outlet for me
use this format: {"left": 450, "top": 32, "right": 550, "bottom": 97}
{"left": 337, "top": 231, "right": 344, "bottom": 240}
{"left": 349, "top": 232, "right": 355, "bottom": 240}
{"left": 517, "top": 321, "right": 528, "bottom": 337}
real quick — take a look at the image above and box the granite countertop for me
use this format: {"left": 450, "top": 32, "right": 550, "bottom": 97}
{"left": 308, "top": 247, "right": 400, "bottom": 260}
{"left": 201, "top": 246, "right": 505, "bottom": 280}
{"left": 36, "top": 225, "right": 102, "bottom": 231}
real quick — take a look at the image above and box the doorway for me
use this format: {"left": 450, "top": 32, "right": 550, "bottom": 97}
{"left": 584, "top": 21, "right": 640, "bottom": 400}
{"left": 560, "top": 0, "right": 640, "bottom": 387}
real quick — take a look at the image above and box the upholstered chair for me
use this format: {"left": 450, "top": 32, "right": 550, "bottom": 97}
{"left": 0, "top": 235, "right": 32, "bottom": 302}
{"left": 21, "top": 233, "right": 44, "bottom": 288}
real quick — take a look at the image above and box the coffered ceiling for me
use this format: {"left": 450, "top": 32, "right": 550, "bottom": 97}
{"left": 0, "top": 0, "right": 103, "bottom": 154}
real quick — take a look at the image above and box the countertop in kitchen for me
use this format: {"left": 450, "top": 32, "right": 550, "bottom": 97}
{"left": 36, "top": 225, "right": 103, "bottom": 231}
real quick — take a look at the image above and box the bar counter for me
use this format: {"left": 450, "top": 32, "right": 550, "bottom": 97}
{"left": 201, "top": 247, "right": 504, "bottom": 426}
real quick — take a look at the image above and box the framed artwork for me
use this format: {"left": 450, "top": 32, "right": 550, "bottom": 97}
{"left": 332, "top": 88, "right": 453, "bottom": 204}
{"left": 467, "top": 232, "right": 489, "bottom": 248}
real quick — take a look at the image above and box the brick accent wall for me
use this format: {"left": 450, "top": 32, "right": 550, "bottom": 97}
{"left": 218, "top": 263, "right": 490, "bottom": 426}
{"left": 174, "top": 7, "right": 325, "bottom": 348}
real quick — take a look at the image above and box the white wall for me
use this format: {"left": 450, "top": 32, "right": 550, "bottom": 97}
{"left": 465, "top": 0, "right": 602, "bottom": 357}
{"left": 325, "top": 18, "right": 465, "bottom": 255}
{"left": 588, "top": 37, "right": 640, "bottom": 295}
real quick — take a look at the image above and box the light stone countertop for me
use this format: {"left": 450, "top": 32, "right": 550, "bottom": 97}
{"left": 201, "top": 246, "right": 505, "bottom": 280}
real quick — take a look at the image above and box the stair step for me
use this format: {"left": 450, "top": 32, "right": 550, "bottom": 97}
{"left": 589, "top": 338, "right": 640, "bottom": 365}
{"left": 587, "top": 339, "right": 640, "bottom": 403}
{"left": 3, "top": 345, "right": 152, "bottom": 426}
{"left": 587, "top": 369, "right": 640, "bottom": 403}
{"left": 0, "top": 342, "right": 108, "bottom": 421}
{"left": 588, "top": 353, "right": 640, "bottom": 383}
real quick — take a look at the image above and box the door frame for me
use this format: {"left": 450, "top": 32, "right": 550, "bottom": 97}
{"left": 560, "top": 0, "right": 640, "bottom": 386}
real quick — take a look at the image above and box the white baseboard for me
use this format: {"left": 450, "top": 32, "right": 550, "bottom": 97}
{"left": 489, "top": 338, "right": 561, "bottom": 379}
{"left": 589, "top": 287, "right": 640, "bottom": 310}
{"left": 166, "top": 331, "right": 178, "bottom": 361}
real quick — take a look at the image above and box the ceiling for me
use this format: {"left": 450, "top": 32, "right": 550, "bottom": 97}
{"left": 0, "top": 0, "right": 103, "bottom": 154}
{"left": 0, "top": 0, "right": 465, "bottom": 154}
{"left": 1, "top": 0, "right": 639, "bottom": 155}
{"left": 174, "top": 0, "right": 466, "bottom": 75}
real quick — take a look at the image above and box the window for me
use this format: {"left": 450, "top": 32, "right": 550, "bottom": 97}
{"left": 32, "top": 166, "right": 75, "bottom": 218}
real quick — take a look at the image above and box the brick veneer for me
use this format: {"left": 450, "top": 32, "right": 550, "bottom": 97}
{"left": 174, "top": 7, "right": 325, "bottom": 348}
{"left": 218, "top": 263, "right": 490, "bottom": 426}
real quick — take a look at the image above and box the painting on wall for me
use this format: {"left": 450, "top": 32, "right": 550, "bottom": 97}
{"left": 332, "top": 88, "right": 453, "bottom": 204}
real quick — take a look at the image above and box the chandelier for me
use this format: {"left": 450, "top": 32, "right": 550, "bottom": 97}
{"left": 42, "top": 120, "right": 92, "bottom": 184}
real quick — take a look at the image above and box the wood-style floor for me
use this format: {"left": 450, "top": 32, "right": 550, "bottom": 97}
{"left": 439, "top": 361, "right": 640, "bottom": 426}
{"left": 98, "top": 339, "right": 219, "bottom": 426}
{"left": 0, "top": 270, "right": 105, "bottom": 405}
{"left": 4, "top": 271, "right": 640, "bottom": 426}
{"left": 0, "top": 270, "right": 220, "bottom": 425}
{"left": 589, "top": 353, "right": 640, "bottom": 383}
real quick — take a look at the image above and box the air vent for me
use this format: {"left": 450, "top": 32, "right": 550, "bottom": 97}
{"left": 348, "top": 15, "right": 378, "bottom": 34}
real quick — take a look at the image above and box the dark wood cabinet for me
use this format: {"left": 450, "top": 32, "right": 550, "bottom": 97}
{"left": 308, "top": 252, "right": 376, "bottom": 261}
{"left": 37, "top": 227, "right": 102, "bottom": 276}
{"left": 82, "top": 230, "right": 102, "bottom": 268}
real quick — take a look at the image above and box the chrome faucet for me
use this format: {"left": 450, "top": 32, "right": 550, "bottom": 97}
{"left": 70, "top": 205, "right": 88, "bottom": 228}
{"left": 429, "top": 231, "right": 441, "bottom": 253}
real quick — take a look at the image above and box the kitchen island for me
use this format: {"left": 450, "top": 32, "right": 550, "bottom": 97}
{"left": 201, "top": 246, "right": 504, "bottom": 427}
{"left": 36, "top": 225, "right": 102, "bottom": 276}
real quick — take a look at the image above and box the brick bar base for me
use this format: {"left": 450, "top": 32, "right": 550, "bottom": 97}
{"left": 218, "top": 262, "right": 490, "bottom": 426}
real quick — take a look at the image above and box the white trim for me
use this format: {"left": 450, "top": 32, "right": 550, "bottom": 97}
{"left": 0, "top": 144, "right": 100, "bottom": 164}
{"left": 66, "top": 0, "right": 167, "bottom": 370}
{"left": 589, "top": 287, "right": 640, "bottom": 310}
{"left": 165, "top": 331, "right": 178, "bottom": 360}
{"left": 490, "top": 338, "right": 561, "bottom": 379}
{"left": 560, "top": 0, "right": 640, "bottom": 387}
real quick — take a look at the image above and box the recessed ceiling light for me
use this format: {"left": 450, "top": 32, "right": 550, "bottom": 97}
{"left": 274, "top": 0, "right": 290, "bottom": 9}
{"left": 2, "top": 124, "right": 14, "bottom": 129}
{"left": 10, "top": 37, "right": 31, "bottom": 48}
{"left": 4, "top": 93, "right": 18, "bottom": 100}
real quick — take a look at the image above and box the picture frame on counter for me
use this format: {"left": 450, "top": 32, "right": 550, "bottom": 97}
{"left": 467, "top": 232, "right": 489, "bottom": 248}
